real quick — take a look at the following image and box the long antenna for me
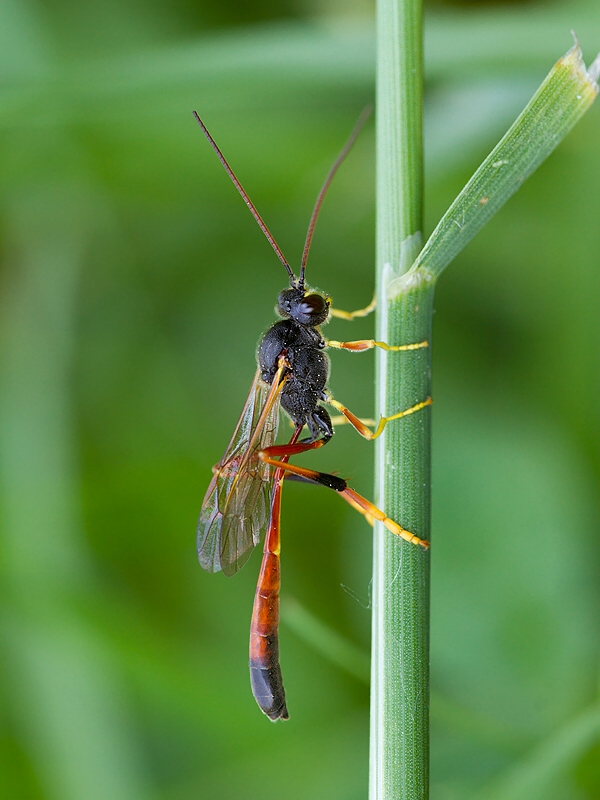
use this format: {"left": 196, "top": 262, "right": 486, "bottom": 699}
{"left": 193, "top": 111, "right": 297, "bottom": 286}
{"left": 299, "top": 105, "right": 373, "bottom": 288}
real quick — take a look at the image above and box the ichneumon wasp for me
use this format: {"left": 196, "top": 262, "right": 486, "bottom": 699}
{"left": 195, "top": 109, "right": 431, "bottom": 721}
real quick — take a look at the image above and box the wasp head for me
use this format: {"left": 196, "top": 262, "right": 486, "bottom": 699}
{"left": 277, "top": 286, "right": 330, "bottom": 327}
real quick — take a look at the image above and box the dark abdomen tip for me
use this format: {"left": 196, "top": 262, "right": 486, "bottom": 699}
{"left": 249, "top": 663, "right": 289, "bottom": 721}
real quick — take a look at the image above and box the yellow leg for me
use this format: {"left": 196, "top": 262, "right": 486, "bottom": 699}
{"left": 327, "top": 338, "right": 428, "bottom": 352}
{"left": 341, "top": 487, "right": 429, "bottom": 548}
{"left": 327, "top": 397, "right": 432, "bottom": 440}
{"left": 259, "top": 451, "right": 429, "bottom": 548}
{"left": 329, "top": 294, "right": 376, "bottom": 320}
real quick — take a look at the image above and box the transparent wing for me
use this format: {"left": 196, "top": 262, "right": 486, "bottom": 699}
{"left": 197, "top": 369, "right": 284, "bottom": 577}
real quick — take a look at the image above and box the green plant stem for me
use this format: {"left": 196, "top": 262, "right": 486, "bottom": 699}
{"left": 372, "top": 0, "right": 431, "bottom": 798}
{"left": 369, "top": 25, "right": 599, "bottom": 800}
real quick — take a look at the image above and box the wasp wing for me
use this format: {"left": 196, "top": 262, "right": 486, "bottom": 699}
{"left": 197, "top": 369, "right": 285, "bottom": 577}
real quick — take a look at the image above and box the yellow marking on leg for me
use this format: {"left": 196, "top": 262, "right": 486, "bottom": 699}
{"left": 329, "top": 294, "right": 376, "bottom": 320}
{"left": 341, "top": 488, "right": 429, "bottom": 548}
{"left": 327, "top": 397, "right": 432, "bottom": 440}
{"left": 327, "top": 338, "right": 428, "bottom": 352}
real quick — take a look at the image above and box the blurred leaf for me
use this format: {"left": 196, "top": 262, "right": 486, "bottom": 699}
{"left": 473, "top": 702, "right": 600, "bottom": 800}
{"left": 282, "top": 595, "right": 371, "bottom": 683}
{"left": 431, "top": 391, "right": 599, "bottom": 791}
{"left": 0, "top": 179, "right": 156, "bottom": 799}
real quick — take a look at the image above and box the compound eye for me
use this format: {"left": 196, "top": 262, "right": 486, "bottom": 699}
{"left": 299, "top": 294, "right": 327, "bottom": 317}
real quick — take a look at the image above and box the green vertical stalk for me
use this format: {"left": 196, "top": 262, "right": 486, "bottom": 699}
{"left": 369, "top": 20, "right": 598, "bottom": 800}
{"left": 371, "top": 0, "right": 431, "bottom": 798}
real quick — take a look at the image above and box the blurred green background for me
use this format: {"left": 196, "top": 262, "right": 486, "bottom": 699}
{"left": 0, "top": 1, "right": 599, "bottom": 798}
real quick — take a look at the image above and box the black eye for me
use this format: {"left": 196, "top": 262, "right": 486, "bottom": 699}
{"left": 299, "top": 294, "right": 326, "bottom": 316}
